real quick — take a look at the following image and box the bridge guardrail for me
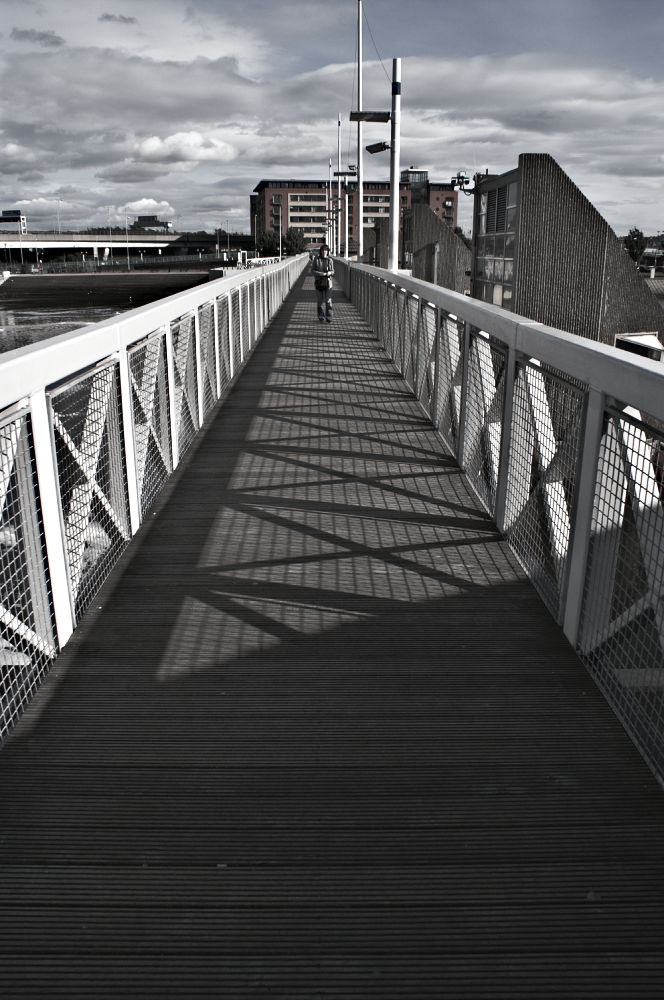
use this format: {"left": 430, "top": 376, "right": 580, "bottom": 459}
{"left": 339, "top": 260, "right": 664, "bottom": 784}
{"left": 0, "top": 254, "right": 308, "bottom": 744}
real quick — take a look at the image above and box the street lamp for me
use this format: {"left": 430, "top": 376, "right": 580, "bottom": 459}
{"left": 334, "top": 169, "right": 357, "bottom": 259}
{"left": 357, "top": 57, "right": 401, "bottom": 272}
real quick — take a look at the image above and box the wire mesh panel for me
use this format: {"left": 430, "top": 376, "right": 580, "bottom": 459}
{"left": 240, "top": 285, "right": 251, "bottom": 360}
{"left": 393, "top": 288, "right": 408, "bottom": 377}
{"left": 248, "top": 281, "right": 257, "bottom": 350}
{"left": 230, "top": 288, "right": 241, "bottom": 367}
{"left": 49, "top": 363, "right": 131, "bottom": 622}
{"left": 170, "top": 312, "right": 199, "bottom": 459}
{"left": 433, "top": 311, "right": 464, "bottom": 455}
{"left": 414, "top": 302, "right": 437, "bottom": 417}
{"left": 385, "top": 283, "right": 400, "bottom": 361}
{"left": 401, "top": 293, "right": 419, "bottom": 391}
{"left": 216, "top": 295, "right": 232, "bottom": 391}
{"left": 578, "top": 408, "right": 664, "bottom": 775}
{"left": 504, "top": 362, "right": 585, "bottom": 619}
{"left": 127, "top": 331, "right": 173, "bottom": 519}
{"left": 462, "top": 331, "right": 506, "bottom": 515}
{"left": 0, "top": 410, "right": 57, "bottom": 743}
{"left": 197, "top": 302, "right": 218, "bottom": 418}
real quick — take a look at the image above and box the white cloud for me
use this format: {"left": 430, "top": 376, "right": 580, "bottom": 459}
{"left": 0, "top": 2, "right": 662, "bottom": 236}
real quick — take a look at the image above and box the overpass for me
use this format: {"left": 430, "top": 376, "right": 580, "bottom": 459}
{"left": 1, "top": 256, "right": 664, "bottom": 995}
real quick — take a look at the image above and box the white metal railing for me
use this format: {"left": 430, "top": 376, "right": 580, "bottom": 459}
{"left": 0, "top": 254, "right": 307, "bottom": 743}
{"left": 339, "top": 260, "right": 664, "bottom": 783}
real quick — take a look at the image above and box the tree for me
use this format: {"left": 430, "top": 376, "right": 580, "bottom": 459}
{"left": 624, "top": 227, "right": 646, "bottom": 263}
{"left": 258, "top": 230, "right": 280, "bottom": 256}
{"left": 283, "top": 227, "right": 307, "bottom": 256}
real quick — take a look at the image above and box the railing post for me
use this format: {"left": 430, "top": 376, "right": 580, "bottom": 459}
{"left": 238, "top": 285, "right": 244, "bottom": 365}
{"left": 29, "top": 390, "right": 74, "bottom": 647}
{"left": 213, "top": 296, "right": 221, "bottom": 400}
{"left": 164, "top": 320, "right": 179, "bottom": 469}
{"left": 431, "top": 305, "right": 442, "bottom": 430}
{"left": 494, "top": 345, "right": 518, "bottom": 534}
{"left": 117, "top": 346, "right": 141, "bottom": 535}
{"left": 227, "top": 291, "right": 235, "bottom": 380}
{"left": 562, "top": 387, "right": 606, "bottom": 647}
{"left": 194, "top": 307, "right": 205, "bottom": 427}
{"left": 456, "top": 320, "right": 472, "bottom": 469}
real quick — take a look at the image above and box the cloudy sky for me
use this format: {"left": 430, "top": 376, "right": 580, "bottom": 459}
{"left": 1, "top": 0, "right": 662, "bottom": 237}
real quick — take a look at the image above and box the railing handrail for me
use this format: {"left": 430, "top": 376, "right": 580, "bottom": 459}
{"left": 339, "top": 259, "right": 664, "bottom": 785}
{"left": 0, "top": 258, "right": 305, "bottom": 411}
{"left": 0, "top": 253, "right": 308, "bottom": 745}
{"left": 348, "top": 262, "right": 664, "bottom": 424}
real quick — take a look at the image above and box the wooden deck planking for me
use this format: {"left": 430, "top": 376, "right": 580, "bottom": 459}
{"left": 1, "top": 272, "right": 664, "bottom": 997}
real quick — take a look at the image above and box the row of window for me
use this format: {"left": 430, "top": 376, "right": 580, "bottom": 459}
{"left": 475, "top": 258, "right": 514, "bottom": 283}
{"left": 476, "top": 182, "right": 518, "bottom": 236}
{"left": 474, "top": 281, "right": 514, "bottom": 310}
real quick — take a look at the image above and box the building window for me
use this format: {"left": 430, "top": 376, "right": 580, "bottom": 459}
{"left": 474, "top": 180, "right": 518, "bottom": 311}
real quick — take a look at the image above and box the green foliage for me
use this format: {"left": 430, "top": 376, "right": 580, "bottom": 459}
{"left": 258, "top": 230, "right": 280, "bottom": 256}
{"left": 624, "top": 227, "right": 647, "bottom": 262}
{"left": 283, "top": 227, "right": 307, "bottom": 256}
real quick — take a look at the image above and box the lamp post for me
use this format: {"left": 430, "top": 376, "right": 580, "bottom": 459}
{"left": 334, "top": 169, "right": 357, "bottom": 260}
{"left": 387, "top": 58, "right": 401, "bottom": 271}
{"left": 337, "top": 113, "right": 342, "bottom": 255}
{"left": 359, "top": 59, "right": 401, "bottom": 271}
{"left": 357, "top": 0, "right": 363, "bottom": 260}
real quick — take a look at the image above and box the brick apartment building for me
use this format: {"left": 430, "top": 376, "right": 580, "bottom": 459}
{"left": 251, "top": 170, "right": 458, "bottom": 255}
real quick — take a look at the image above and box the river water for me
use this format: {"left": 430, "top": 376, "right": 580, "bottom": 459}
{"left": 0, "top": 305, "right": 127, "bottom": 354}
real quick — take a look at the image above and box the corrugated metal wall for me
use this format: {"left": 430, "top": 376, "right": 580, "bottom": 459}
{"left": 516, "top": 154, "right": 663, "bottom": 345}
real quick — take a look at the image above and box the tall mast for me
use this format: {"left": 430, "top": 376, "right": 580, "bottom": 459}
{"left": 357, "top": 0, "right": 363, "bottom": 261}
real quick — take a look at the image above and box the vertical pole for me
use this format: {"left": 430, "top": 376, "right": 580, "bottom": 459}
{"left": 494, "top": 346, "right": 517, "bottom": 534}
{"left": 194, "top": 307, "right": 205, "bottom": 427}
{"left": 213, "top": 296, "right": 221, "bottom": 399}
{"left": 562, "top": 388, "right": 606, "bottom": 647}
{"left": 456, "top": 320, "right": 472, "bottom": 469}
{"left": 30, "top": 390, "right": 75, "bottom": 646}
{"left": 328, "top": 158, "right": 332, "bottom": 248}
{"left": 337, "top": 114, "right": 342, "bottom": 256}
{"left": 431, "top": 306, "right": 442, "bottom": 429}
{"left": 117, "top": 346, "right": 142, "bottom": 535}
{"left": 164, "top": 321, "right": 179, "bottom": 469}
{"left": 357, "top": 0, "right": 363, "bottom": 262}
{"left": 227, "top": 291, "right": 235, "bottom": 380}
{"left": 388, "top": 57, "right": 401, "bottom": 272}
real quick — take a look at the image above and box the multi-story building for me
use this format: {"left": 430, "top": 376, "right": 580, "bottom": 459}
{"left": 251, "top": 172, "right": 458, "bottom": 255}
{"left": 470, "top": 153, "right": 663, "bottom": 348}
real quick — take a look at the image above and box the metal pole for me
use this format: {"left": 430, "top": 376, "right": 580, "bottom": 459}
{"left": 388, "top": 57, "right": 401, "bottom": 272}
{"left": 357, "top": 0, "right": 363, "bottom": 262}
{"left": 328, "top": 158, "right": 332, "bottom": 247}
{"left": 344, "top": 183, "right": 349, "bottom": 260}
{"left": 337, "top": 114, "right": 342, "bottom": 255}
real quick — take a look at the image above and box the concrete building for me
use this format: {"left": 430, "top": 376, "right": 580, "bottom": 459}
{"left": 251, "top": 172, "right": 458, "bottom": 256}
{"left": 470, "top": 153, "right": 663, "bottom": 350}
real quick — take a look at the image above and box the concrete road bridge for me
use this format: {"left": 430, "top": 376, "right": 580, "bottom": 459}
{"left": 1, "top": 255, "right": 664, "bottom": 996}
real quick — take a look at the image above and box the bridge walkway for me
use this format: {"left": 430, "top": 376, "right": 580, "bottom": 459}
{"left": 2, "top": 272, "right": 664, "bottom": 996}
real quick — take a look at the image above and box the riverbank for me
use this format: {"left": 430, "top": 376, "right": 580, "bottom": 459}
{"left": 0, "top": 271, "right": 210, "bottom": 309}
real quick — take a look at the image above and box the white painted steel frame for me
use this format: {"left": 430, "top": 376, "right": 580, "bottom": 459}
{"left": 0, "top": 256, "right": 307, "bottom": 744}
{"left": 339, "top": 259, "right": 664, "bottom": 782}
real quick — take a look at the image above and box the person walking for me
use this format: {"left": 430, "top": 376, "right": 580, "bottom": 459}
{"left": 311, "top": 243, "right": 334, "bottom": 323}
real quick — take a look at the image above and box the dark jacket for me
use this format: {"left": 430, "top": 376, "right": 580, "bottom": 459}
{"left": 311, "top": 253, "right": 334, "bottom": 287}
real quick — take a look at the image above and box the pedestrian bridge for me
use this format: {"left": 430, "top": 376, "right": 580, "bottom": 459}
{"left": 1, "top": 255, "right": 664, "bottom": 996}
